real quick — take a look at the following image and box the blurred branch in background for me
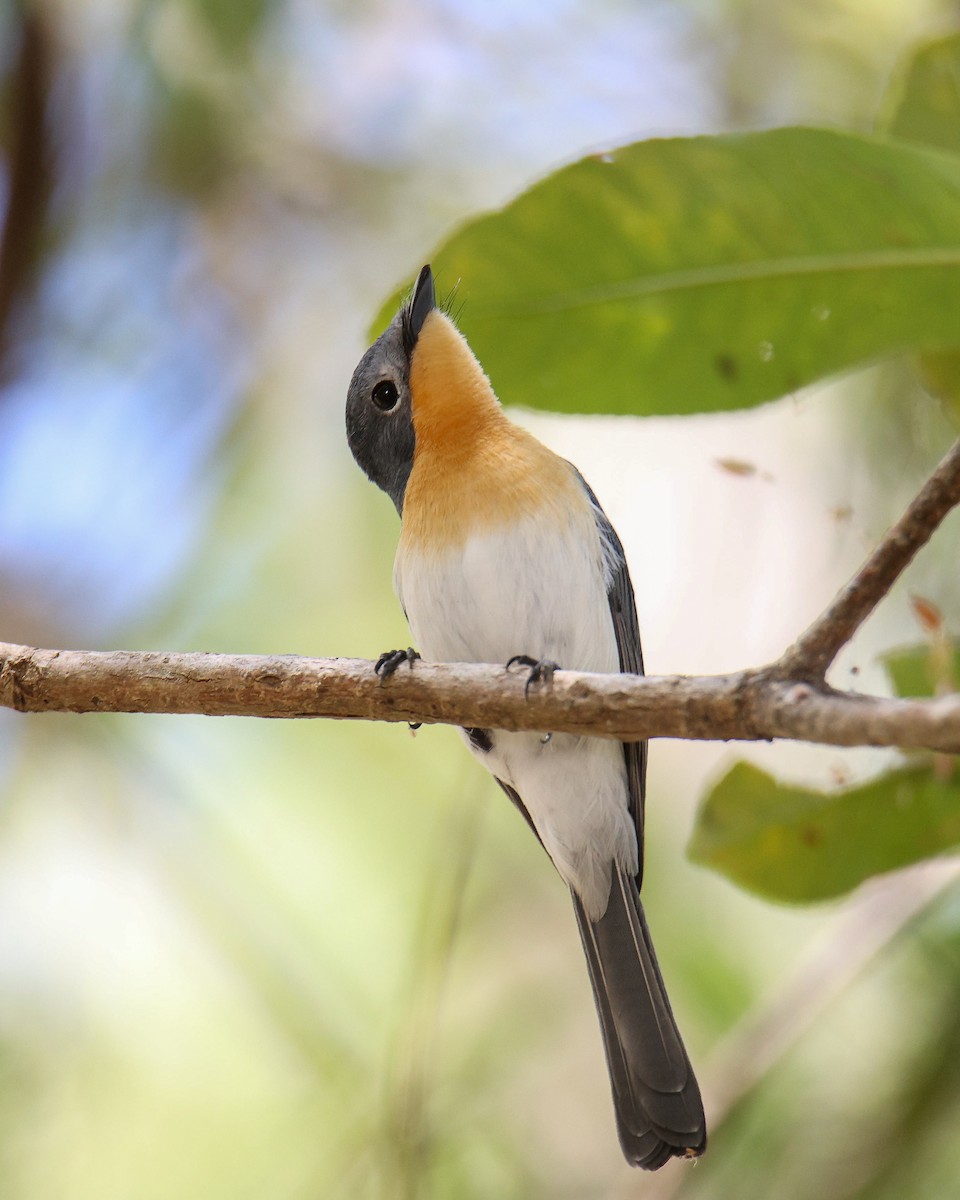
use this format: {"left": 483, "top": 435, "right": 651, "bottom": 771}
{"left": 0, "top": 6, "right": 51, "bottom": 380}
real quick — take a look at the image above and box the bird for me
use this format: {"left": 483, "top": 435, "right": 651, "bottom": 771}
{"left": 345, "top": 264, "right": 706, "bottom": 1169}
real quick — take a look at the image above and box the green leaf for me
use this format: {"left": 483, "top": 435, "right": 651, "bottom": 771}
{"left": 373, "top": 128, "right": 960, "bottom": 417}
{"left": 914, "top": 350, "right": 960, "bottom": 414}
{"left": 883, "top": 642, "right": 960, "bottom": 698}
{"left": 878, "top": 33, "right": 960, "bottom": 418}
{"left": 688, "top": 760, "right": 960, "bottom": 904}
{"left": 880, "top": 33, "right": 960, "bottom": 155}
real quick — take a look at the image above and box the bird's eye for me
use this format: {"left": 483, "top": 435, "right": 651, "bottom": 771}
{"left": 371, "top": 380, "right": 399, "bottom": 411}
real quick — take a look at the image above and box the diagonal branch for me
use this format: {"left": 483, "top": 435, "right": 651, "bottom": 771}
{"left": 2, "top": 642, "right": 960, "bottom": 754}
{"left": 777, "top": 437, "right": 960, "bottom": 681}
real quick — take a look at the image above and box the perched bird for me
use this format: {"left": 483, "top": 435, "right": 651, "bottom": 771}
{"left": 345, "top": 265, "right": 706, "bottom": 1169}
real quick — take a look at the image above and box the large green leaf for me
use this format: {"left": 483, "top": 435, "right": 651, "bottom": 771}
{"left": 374, "top": 128, "right": 960, "bottom": 416}
{"left": 688, "top": 761, "right": 960, "bottom": 904}
{"left": 879, "top": 33, "right": 960, "bottom": 417}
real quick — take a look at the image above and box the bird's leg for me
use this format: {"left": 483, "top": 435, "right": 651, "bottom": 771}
{"left": 374, "top": 646, "right": 420, "bottom": 678}
{"left": 506, "top": 654, "right": 559, "bottom": 698}
{"left": 374, "top": 647, "right": 422, "bottom": 729}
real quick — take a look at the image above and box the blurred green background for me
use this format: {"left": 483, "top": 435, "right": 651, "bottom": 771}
{"left": 2, "top": 1, "right": 960, "bottom": 1197}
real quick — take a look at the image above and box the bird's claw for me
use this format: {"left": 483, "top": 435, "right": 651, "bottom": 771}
{"left": 375, "top": 647, "right": 420, "bottom": 680}
{"left": 506, "top": 654, "right": 559, "bottom": 698}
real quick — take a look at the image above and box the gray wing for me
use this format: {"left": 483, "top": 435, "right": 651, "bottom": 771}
{"left": 495, "top": 778, "right": 543, "bottom": 845}
{"left": 574, "top": 470, "right": 648, "bottom": 886}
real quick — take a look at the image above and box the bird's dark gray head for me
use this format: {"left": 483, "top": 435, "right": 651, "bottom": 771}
{"left": 345, "top": 265, "right": 435, "bottom": 515}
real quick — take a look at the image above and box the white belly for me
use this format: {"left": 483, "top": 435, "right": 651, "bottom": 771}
{"left": 395, "top": 511, "right": 619, "bottom": 671}
{"left": 394, "top": 512, "right": 637, "bottom": 918}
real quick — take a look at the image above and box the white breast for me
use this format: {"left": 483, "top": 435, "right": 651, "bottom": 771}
{"left": 394, "top": 508, "right": 619, "bottom": 672}
{"left": 394, "top": 507, "right": 637, "bottom": 918}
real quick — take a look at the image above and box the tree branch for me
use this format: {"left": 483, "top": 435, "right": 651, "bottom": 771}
{"left": 2, "top": 437, "right": 959, "bottom": 755}
{"left": 2, "top": 642, "right": 959, "bottom": 753}
{"left": 778, "top": 437, "right": 960, "bottom": 681}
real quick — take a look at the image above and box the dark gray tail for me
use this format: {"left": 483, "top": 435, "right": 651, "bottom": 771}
{"left": 573, "top": 868, "right": 706, "bottom": 1170}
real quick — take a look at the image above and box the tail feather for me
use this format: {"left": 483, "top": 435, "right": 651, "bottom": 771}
{"left": 573, "top": 869, "right": 706, "bottom": 1170}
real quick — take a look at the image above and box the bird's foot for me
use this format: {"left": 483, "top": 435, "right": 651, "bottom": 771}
{"left": 375, "top": 647, "right": 421, "bottom": 729}
{"left": 375, "top": 647, "right": 420, "bottom": 679}
{"left": 506, "top": 654, "right": 559, "bottom": 698}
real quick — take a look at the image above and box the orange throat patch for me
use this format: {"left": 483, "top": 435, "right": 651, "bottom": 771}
{"left": 400, "top": 310, "right": 583, "bottom": 552}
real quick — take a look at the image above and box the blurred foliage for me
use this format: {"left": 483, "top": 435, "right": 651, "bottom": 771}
{"left": 879, "top": 30, "right": 960, "bottom": 154}
{"left": 2, "top": 2, "right": 960, "bottom": 1199}
{"left": 884, "top": 640, "right": 960, "bottom": 698}
{"left": 152, "top": 82, "right": 234, "bottom": 197}
{"left": 915, "top": 348, "right": 960, "bottom": 417}
{"left": 878, "top": 32, "right": 960, "bottom": 419}
{"left": 186, "top": 0, "right": 271, "bottom": 56}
